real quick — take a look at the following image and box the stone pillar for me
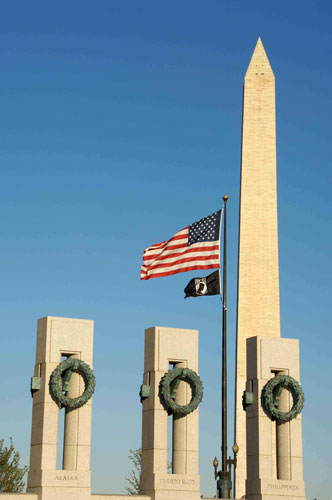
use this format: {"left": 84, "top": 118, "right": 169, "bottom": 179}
{"left": 245, "top": 336, "right": 306, "bottom": 500}
{"left": 140, "top": 327, "right": 200, "bottom": 500}
{"left": 276, "top": 371, "right": 291, "bottom": 481}
{"left": 235, "top": 37, "right": 281, "bottom": 498}
{"left": 172, "top": 361, "right": 187, "bottom": 475}
{"left": 63, "top": 353, "right": 80, "bottom": 470}
{"left": 27, "top": 316, "right": 94, "bottom": 500}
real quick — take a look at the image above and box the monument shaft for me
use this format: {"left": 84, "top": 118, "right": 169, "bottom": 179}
{"left": 235, "top": 38, "right": 281, "bottom": 498}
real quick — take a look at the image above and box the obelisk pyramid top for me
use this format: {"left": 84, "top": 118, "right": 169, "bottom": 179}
{"left": 245, "top": 37, "right": 274, "bottom": 79}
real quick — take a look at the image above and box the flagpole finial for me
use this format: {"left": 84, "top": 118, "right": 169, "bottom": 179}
{"left": 223, "top": 195, "right": 229, "bottom": 202}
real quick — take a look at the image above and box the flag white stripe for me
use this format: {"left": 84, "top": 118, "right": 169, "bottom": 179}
{"left": 143, "top": 240, "right": 219, "bottom": 263}
{"left": 143, "top": 239, "right": 188, "bottom": 257}
{"left": 143, "top": 229, "right": 188, "bottom": 254}
{"left": 143, "top": 250, "right": 219, "bottom": 267}
{"left": 144, "top": 249, "right": 219, "bottom": 267}
{"left": 144, "top": 257, "right": 220, "bottom": 275}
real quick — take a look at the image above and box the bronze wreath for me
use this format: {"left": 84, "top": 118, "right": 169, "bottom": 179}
{"left": 49, "top": 358, "right": 96, "bottom": 410}
{"left": 262, "top": 374, "right": 304, "bottom": 422}
{"left": 160, "top": 367, "right": 203, "bottom": 416}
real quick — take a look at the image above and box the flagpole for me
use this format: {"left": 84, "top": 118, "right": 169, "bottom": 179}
{"left": 213, "top": 195, "right": 238, "bottom": 497}
{"left": 213, "top": 195, "right": 230, "bottom": 498}
{"left": 221, "top": 195, "right": 228, "bottom": 478}
{"left": 218, "top": 207, "right": 223, "bottom": 298}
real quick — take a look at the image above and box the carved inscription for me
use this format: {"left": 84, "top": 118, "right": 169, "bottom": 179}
{"left": 267, "top": 483, "right": 299, "bottom": 491}
{"left": 160, "top": 478, "right": 195, "bottom": 486}
{"left": 56, "top": 475, "right": 78, "bottom": 481}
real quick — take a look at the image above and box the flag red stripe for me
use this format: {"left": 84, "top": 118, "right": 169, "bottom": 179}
{"left": 141, "top": 263, "right": 220, "bottom": 280}
{"left": 141, "top": 256, "right": 219, "bottom": 276}
{"left": 146, "top": 254, "right": 219, "bottom": 271}
{"left": 144, "top": 241, "right": 219, "bottom": 260}
{"left": 143, "top": 244, "right": 220, "bottom": 263}
{"left": 143, "top": 229, "right": 188, "bottom": 254}
{"left": 143, "top": 242, "right": 188, "bottom": 260}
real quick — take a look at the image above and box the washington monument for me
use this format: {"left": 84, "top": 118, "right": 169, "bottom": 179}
{"left": 234, "top": 38, "right": 281, "bottom": 498}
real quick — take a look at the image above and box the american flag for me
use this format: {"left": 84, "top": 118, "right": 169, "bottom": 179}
{"left": 141, "top": 210, "right": 222, "bottom": 280}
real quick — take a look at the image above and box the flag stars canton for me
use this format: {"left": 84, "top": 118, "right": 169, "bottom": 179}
{"left": 188, "top": 211, "right": 221, "bottom": 246}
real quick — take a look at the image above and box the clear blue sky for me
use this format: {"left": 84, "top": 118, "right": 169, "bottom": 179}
{"left": 0, "top": 2, "right": 331, "bottom": 499}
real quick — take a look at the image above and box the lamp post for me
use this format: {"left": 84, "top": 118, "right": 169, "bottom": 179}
{"left": 213, "top": 443, "right": 239, "bottom": 498}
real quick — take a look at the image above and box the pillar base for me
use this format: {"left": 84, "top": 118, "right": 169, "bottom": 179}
{"left": 246, "top": 478, "right": 306, "bottom": 500}
{"left": 27, "top": 487, "right": 91, "bottom": 500}
{"left": 140, "top": 473, "right": 200, "bottom": 500}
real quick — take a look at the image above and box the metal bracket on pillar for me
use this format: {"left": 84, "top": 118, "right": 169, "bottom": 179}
{"left": 30, "top": 376, "right": 41, "bottom": 397}
{"left": 139, "top": 384, "right": 150, "bottom": 402}
{"left": 242, "top": 390, "right": 254, "bottom": 410}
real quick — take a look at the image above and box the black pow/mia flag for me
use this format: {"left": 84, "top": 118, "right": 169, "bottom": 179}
{"left": 184, "top": 270, "right": 220, "bottom": 298}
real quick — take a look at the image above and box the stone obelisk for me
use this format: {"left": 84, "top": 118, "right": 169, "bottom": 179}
{"left": 234, "top": 38, "right": 281, "bottom": 498}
